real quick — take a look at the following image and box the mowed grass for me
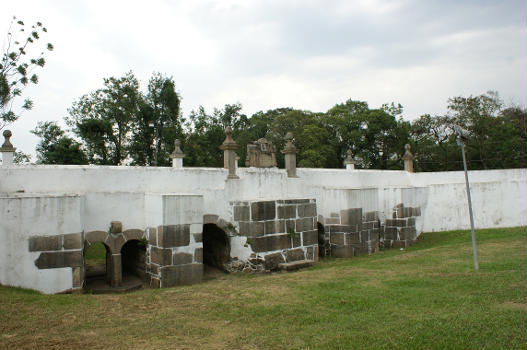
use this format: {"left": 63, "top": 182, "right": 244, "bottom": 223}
{"left": 1, "top": 227, "right": 525, "bottom": 350}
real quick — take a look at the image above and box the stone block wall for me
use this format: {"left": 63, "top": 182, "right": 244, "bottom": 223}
{"left": 147, "top": 224, "right": 203, "bottom": 288}
{"left": 231, "top": 199, "right": 319, "bottom": 270}
{"left": 382, "top": 204, "right": 421, "bottom": 248}
{"left": 323, "top": 208, "right": 380, "bottom": 258}
{"left": 28, "top": 233, "right": 83, "bottom": 292}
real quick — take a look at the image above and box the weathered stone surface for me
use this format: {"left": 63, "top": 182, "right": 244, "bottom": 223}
{"left": 150, "top": 277, "right": 160, "bottom": 288}
{"left": 35, "top": 251, "right": 82, "bottom": 269}
{"left": 296, "top": 217, "right": 313, "bottom": 232}
{"left": 63, "top": 233, "right": 82, "bottom": 250}
{"left": 330, "top": 232, "right": 346, "bottom": 245}
{"left": 72, "top": 267, "right": 82, "bottom": 288}
{"left": 349, "top": 232, "right": 360, "bottom": 244}
{"left": 278, "top": 205, "right": 296, "bottom": 219}
{"left": 161, "top": 264, "right": 203, "bottom": 287}
{"left": 110, "top": 221, "right": 122, "bottom": 233}
{"left": 265, "top": 220, "right": 285, "bottom": 235}
{"left": 297, "top": 203, "right": 316, "bottom": 218}
{"left": 413, "top": 207, "right": 421, "bottom": 216}
{"left": 251, "top": 234, "right": 291, "bottom": 252}
{"left": 306, "top": 246, "right": 314, "bottom": 260}
{"left": 173, "top": 252, "right": 193, "bottom": 265}
{"left": 105, "top": 233, "right": 126, "bottom": 253}
{"left": 276, "top": 199, "right": 310, "bottom": 204}
{"left": 251, "top": 201, "right": 276, "bottom": 221}
{"left": 85, "top": 230, "right": 108, "bottom": 244}
{"left": 325, "top": 217, "right": 340, "bottom": 225}
{"left": 331, "top": 245, "right": 354, "bottom": 258}
{"left": 313, "top": 245, "right": 319, "bottom": 262}
{"left": 233, "top": 205, "right": 250, "bottom": 221}
{"left": 292, "top": 233, "right": 301, "bottom": 248}
{"left": 123, "top": 229, "right": 144, "bottom": 242}
{"left": 278, "top": 259, "right": 314, "bottom": 271}
{"left": 329, "top": 224, "right": 357, "bottom": 233}
{"left": 194, "top": 247, "right": 203, "bottom": 263}
{"left": 148, "top": 227, "right": 158, "bottom": 246}
{"left": 302, "top": 230, "right": 317, "bottom": 246}
{"left": 285, "top": 219, "right": 295, "bottom": 232}
{"left": 193, "top": 233, "right": 202, "bottom": 243}
{"left": 159, "top": 225, "right": 190, "bottom": 248}
{"left": 340, "top": 208, "right": 362, "bottom": 226}
{"left": 400, "top": 227, "right": 417, "bottom": 241}
{"left": 263, "top": 252, "right": 285, "bottom": 270}
{"left": 149, "top": 263, "right": 160, "bottom": 275}
{"left": 29, "top": 235, "right": 61, "bottom": 252}
{"left": 150, "top": 246, "right": 172, "bottom": 265}
{"left": 239, "top": 221, "right": 264, "bottom": 238}
{"left": 384, "top": 226, "right": 397, "bottom": 239}
{"left": 203, "top": 214, "right": 219, "bottom": 224}
{"left": 364, "top": 211, "right": 378, "bottom": 222}
{"left": 285, "top": 248, "right": 305, "bottom": 262}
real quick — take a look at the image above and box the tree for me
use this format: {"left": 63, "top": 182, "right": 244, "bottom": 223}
{"left": 129, "top": 73, "right": 181, "bottom": 166}
{"left": 67, "top": 72, "right": 140, "bottom": 165}
{"left": 1, "top": 16, "right": 53, "bottom": 130}
{"left": 31, "top": 121, "right": 88, "bottom": 164}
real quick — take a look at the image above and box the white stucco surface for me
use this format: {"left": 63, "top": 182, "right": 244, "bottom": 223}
{"left": 0, "top": 195, "right": 82, "bottom": 294}
{"left": 0, "top": 165, "right": 525, "bottom": 293}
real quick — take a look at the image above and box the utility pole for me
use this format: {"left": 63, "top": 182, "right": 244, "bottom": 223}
{"left": 455, "top": 127, "right": 479, "bottom": 271}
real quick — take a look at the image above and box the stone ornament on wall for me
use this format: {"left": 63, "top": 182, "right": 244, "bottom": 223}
{"left": 245, "top": 138, "right": 277, "bottom": 168}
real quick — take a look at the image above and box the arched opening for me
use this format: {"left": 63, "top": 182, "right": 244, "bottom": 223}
{"left": 121, "top": 240, "right": 147, "bottom": 288}
{"left": 317, "top": 222, "right": 328, "bottom": 258}
{"left": 84, "top": 241, "right": 110, "bottom": 291}
{"left": 203, "top": 224, "right": 231, "bottom": 272}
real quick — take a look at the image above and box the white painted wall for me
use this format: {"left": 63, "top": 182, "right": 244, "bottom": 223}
{"left": 0, "top": 195, "right": 82, "bottom": 294}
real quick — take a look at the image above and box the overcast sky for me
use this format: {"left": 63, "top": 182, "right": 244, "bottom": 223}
{"left": 1, "top": 0, "right": 525, "bottom": 156}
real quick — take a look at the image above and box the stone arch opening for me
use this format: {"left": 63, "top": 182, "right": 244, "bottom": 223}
{"left": 317, "top": 222, "right": 328, "bottom": 258}
{"left": 202, "top": 224, "right": 231, "bottom": 271}
{"left": 83, "top": 240, "right": 111, "bottom": 290}
{"left": 121, "top": 239, "right": 147, "bottom": 282}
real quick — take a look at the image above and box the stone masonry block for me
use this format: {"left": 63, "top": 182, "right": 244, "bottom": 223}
{"left": 63, "top": 233, "right": 82, "bottom": 250}
{"left": 35, "top": 251, "right": 83, "bottom": 269}
{"left": 400, "top": 227, "right": 417, "bottom": 241}
{"left": 325, "top": 217, "right": 340, "bottom": 225}
{"left": 194, "top": 248, "right": 203, "bottom": 263}
{"left": 306, "top": 246, "right": 314, "bottom": 260}
{"left": 264, "top": 252, "right": 285, "bottom": 270}
{"left": 340, "top": 208, "right": 362, "bottom": 226}
{"left": 252, "top": 234, "right": 291, "bottom": 253}
{"left": 251, "top": 201, "right": 276, "bottom": 221}
{"left": 364, "top": 211, "right": 378, "bottom": 222}
{"left": 150, "top": 246, "right": 172, "bottom": 266}
{"left": 276, "top": 199, "right": 310, "bottom": 204}
{"left": 148, "top": 227, "right": 158, "bottom": 246}
{"left": 331, "top": 245, "right": 354, "bottom": 258}
{"left": 297, "top": 203, "right": 317, "bottom": 218}
{"left": 278, "top": 205, "right": 296, "bottom": 219}
{"left": 330, "top": 232, "right": 346, "bottom": 246}
{"left": 292, "top": 233, "right": 301, "bottom": 248}
{"left": 173, "top": 252, "right": 193, "bottom": 265}
{"left": 159, "top": 225, "right": 190, "bottom": 248}
{"left": 296, "top": 217, "right": 314, "bottom": 232}
{"left": 239, "top": 221, "right": 264, "bottom": 238}
{"left": 285, "top": 248, "right": 305, "bottom": 262}
{"left": 29, "top": 235, "right": 62, "bottom": 252}
{"left": 105, "top": 233, "right": 126, "bottom": 253}
{"left": 193, "top": 233, "right": 203, "bottom": 243}
{"left": 233, "top": 205, "right": 250, "bottom": 221}
{"left": 161, "top": 264, "right": 203, "bottom": 287}
{"left": 265, "top": 220, "right": 285, "bottom": 235}
{"left": 123, "top": 229, "right": 144, "bottom": 242}
{"left": 302, "top": 230, "right": 317, "bottom": 246}
{"left": 413, "top": 207, "right": 421, "bottom": 216}
{"left": 329, "top": 225, "right": 358, "bottom": 233}
{"left": 349, "top": 232, "right": 360, "bottom": 244}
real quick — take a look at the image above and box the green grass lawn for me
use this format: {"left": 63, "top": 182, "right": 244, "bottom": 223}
{"left": 1, "top": 227, "right": 525, "bottom": 349}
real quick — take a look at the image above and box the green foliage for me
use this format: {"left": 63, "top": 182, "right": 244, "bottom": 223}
{"left": 1, "top": 16, "right": 53, "bottom": 130}
{"left": 31, "top": 121, "right": 88, "bottom": 165}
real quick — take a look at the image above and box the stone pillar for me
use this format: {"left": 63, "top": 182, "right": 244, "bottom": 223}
{"left": 170, "top": 139, "right": 184, "bottom": 168}
{"left": 344, "top": 149, "right": 356, "bottom": 170}
{"left": 219, "top": 126, "right": 239, "bottom": 179}
{"left": 282, "top": 132, "right": 298, "bottom": 178}
{"left": 402, "top": 144, "right": 414, "bottom": 173}
{"left": 110, "top": 254, "right": 122, "bottom": 287}
{"left": 0, "top": 130, "right": 16, "bottom": 166}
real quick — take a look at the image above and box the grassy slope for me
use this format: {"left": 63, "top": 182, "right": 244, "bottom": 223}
{"left": 1, "top": 227, "right": 525, "bottom": 350}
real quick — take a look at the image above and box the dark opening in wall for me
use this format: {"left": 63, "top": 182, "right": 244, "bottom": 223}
{"left": 203, "top": 224, "right": 230, "bottom": 271}
{"left": 121, "top": 240, "right": 147, "bottom": 281}
{"left": 83, "top": 241, "right": 110, "bottom": 286}
{"left": 317, "top": 222, "right": 328, "bottom": 257}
